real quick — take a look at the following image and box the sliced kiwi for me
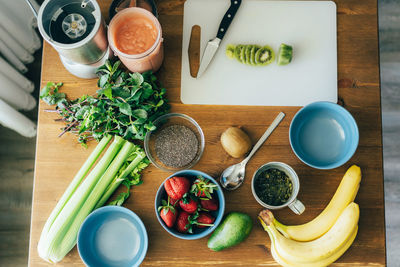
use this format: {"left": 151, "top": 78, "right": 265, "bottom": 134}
{"left": 245, "top": 45, "right": 254, "bottom": 65}
{"left": 234, "top": 45, "right": 244, "bottom": 62}
{"left": 226, "top": 44, "right": 236, "bottom": 59}
{"left": 277, "top": 43, "right": 293, "bottom": 65}
{"left": 250, "top": 45, "right": 261, "bottom": 66}
{"left": 240, "top": 46, "right": 246, "bottom": 63}
{"left": 255, "top": 45, "right": 275, "bottom": 66}
{"left": 229, "top": 43, "right": 278, "bottom": 66}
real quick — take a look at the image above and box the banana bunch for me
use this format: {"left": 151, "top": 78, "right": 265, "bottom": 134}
{"left": 258, "top": 165, "right": 362, "bottom": 267}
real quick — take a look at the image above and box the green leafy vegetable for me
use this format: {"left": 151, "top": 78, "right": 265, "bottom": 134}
{"left": 40, "top": 82, "right": 65, "bottom": 105}
{"left": 40, "top": 60, "right": 169, "bottom": 145}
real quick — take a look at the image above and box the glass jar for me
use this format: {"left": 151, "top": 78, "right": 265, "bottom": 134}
{"left": 108, "top": 7, "right": 164, "bottom": 73}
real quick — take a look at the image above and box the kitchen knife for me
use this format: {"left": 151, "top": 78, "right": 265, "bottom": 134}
{"left": 197, "top": 0, "right": 242, "bottom": 78}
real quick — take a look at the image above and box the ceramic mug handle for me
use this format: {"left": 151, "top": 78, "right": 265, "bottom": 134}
{"left": 288, "top": 199, "right": 305, "bottom": 215}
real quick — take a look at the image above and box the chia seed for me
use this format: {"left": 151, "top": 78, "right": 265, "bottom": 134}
{"left": 155, "top": 125, "right": 199, "bottom": 168}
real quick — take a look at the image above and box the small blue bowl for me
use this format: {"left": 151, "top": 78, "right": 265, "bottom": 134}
{"left": 77, "top": 206, "right": 148, "bottom": 267}
{"left": 155, "top": 170, "right": 225, "bottom": 240}
{"left": 289, "top": 102, "right": 359, "bottom": 169}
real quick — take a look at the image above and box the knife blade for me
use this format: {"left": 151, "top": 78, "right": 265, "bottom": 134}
{"left": 197, "top": 0, "right": 242, "bottom": 78}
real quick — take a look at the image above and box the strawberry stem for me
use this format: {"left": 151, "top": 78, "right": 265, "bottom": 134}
{"left": 194, "top": 222, "right": 214, "bottom": 227}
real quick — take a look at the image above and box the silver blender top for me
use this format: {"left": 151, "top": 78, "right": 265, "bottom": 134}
{"left": 37, "top": 0, "right": 108, "bottom": 71}
{"left": 62, "top": 13, "right": 87, "bottom": 39}
{"left": 49, "top": 1, "right": 96, "bottom": 44}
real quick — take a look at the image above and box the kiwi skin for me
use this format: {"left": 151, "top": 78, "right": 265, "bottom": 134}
{"left": 255, "top": 45, "right": 275, "bottom": 66}
{"left": 277, "top": 43, "right": 293, "bottom": 65}
{"left": 226, "top": 44, "right": 236, "bottom": 59}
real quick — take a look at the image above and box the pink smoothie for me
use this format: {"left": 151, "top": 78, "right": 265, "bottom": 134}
{"left": 114, "top": 15, "right": 157, "bottom": 55}
{"left": 109, "top": 8, "right": 164, "bottom": 73}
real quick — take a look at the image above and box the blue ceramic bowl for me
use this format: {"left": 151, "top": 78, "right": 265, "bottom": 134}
{"left": 155, "top": 170, "right": 225, "bottom": 240}
{"left": 290, "top": 102, "right": 359, "bottom": 169}
{"left": 77, "top": 206, "right": 148, "bottom": 267}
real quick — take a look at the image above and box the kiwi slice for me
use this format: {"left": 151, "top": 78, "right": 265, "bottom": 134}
{"left": 255, "top": 45, "right": 275, "bottom": 66}
{"left": 245, "top": 45, "right": 254, "bottom": 65}
{"left": 226, "top": 44, "right": 236, "bottom": 59}
{"left": 234, "top": 45, "right": 244, "bottom": 62}
{"left": 250, "top": 45, "right": 261, "bottom": 66}
{"left": 277, "top": 43, "right": 293, "bottom": 65}
{"left": 240, "top": 46, "right": 246, "bottom": 63}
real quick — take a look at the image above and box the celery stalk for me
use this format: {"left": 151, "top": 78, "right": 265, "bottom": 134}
{"left": 50, "top": 140, "right": 134, "bottom": 262}
{"left": 95, "top": 149, "right": 146, "bottom": 209}
{"left": 37, "top": 135, "right": 111, "bottom": 258}
{"left": 38, "top": 136, "right": 125, "bottom": 262}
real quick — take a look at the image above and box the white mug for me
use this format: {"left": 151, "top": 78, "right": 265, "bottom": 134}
{"left": 251, "top": 162, "right": 305, "bottom": 215}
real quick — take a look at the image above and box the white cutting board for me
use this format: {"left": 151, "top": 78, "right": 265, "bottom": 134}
{"left": 180, "top": 0, "right": 337, "bottom": 106}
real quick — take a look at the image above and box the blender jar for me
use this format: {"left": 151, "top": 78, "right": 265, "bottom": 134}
{"left": 108, "top": 7, "right": 164, "bottom": 73}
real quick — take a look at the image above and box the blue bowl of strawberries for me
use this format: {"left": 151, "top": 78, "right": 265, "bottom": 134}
{"left": 155, "top": 170, "right": 225, "bottom": 240}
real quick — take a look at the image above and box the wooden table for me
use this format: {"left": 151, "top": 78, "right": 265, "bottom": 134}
{"left": 28, "top": 0, "right": 385, "bottom": 266}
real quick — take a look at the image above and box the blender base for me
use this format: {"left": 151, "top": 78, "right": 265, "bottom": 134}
{"left": 60, "top": 48, "right": 113, "bottom": 79}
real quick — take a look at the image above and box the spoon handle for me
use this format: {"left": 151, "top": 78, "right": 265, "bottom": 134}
{"left": 242, "top": 112, "right": 285, "bottom": 165}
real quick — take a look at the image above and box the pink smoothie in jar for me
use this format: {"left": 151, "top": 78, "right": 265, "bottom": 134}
{"left": 108, "top": 7, "right": 163, "bottom": 73}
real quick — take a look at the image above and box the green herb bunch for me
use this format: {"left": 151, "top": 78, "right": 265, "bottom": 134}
{"left": 40, "top": 60, "right": 169, "bottom": 145}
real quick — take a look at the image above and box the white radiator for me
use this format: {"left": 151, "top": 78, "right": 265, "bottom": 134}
{"left": 0, "top": 0, "right": 41, "bottom": 138}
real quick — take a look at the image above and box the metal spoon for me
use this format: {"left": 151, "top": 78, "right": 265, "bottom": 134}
{"left": 220, "top": 112, "right": 286, "bottom": 190}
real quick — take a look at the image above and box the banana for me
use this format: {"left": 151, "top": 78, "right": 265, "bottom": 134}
{"left": 269, "top": 226, "right": 358, "bottom": 267}
{"left": 259, "top": 203, "right": 359, "bottom": 264}
{"left": 274, "top": 165, "right": 361, "bottom": 241}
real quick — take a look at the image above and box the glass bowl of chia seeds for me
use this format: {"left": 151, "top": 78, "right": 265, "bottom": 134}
{"left": 144, "top": 113, "right": 205, "bottom": 172}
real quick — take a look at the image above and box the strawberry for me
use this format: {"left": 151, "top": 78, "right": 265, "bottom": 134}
{"left": 200, "top": 197, "right": 219, "bottom": 211}
{"left": 175, "top": 211, "right": 191, "bottom": 233}
{"left": 196, "top": 212, "right": 215, "bottom": 228}
{"left": 158, "top": 198, "right": 177, "bottom": 228}
{"left": 190, "top": 212, "right": 215, "bottom": 228}
{"left": 179, "top": 193, "right": 198, "bottom": 214}
{"left": 190, "top": 176, "right": 218, "bottom": 198}
{"left": 164, "top": 176, "right": 191, "bottom": 200}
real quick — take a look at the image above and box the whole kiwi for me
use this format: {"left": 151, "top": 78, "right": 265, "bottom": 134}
{"left": 221, "top": 127, "right": 252, "bottom": 158}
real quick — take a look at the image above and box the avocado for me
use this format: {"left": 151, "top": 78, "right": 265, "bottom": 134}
{"left": 207, "top": 212, "right": 253, "bottom": 251}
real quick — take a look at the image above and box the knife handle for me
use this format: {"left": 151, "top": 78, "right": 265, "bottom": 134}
{"left": 216, "top": 0, "right": 242, "bottom": 40}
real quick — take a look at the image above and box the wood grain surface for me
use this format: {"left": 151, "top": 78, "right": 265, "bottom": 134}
{"left": 28, "top": 0, "right": 385, "bottom": 266}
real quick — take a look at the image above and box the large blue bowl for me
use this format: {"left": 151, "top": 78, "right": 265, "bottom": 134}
{"left": 155, "top": 170, "right": 225, "bottom": 240}
{"left": 289, "top": 102, "right": 359, "bottom": 169}
{"left": 77, "top": 206, "right": 148, "bottom": 267}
